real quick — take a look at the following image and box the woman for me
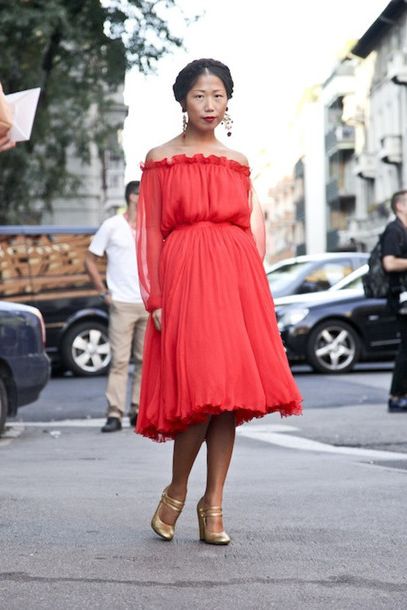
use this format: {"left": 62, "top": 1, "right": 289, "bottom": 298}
{"left": 136, "top": 58, "right": 302, "bottom": 545}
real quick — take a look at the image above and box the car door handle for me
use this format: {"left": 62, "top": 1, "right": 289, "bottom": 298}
{"left": 368, "top": 315, "right": 380, "bottom": 321}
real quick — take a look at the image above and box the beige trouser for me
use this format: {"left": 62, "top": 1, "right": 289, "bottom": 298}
{"left": 105, "top": 300, "right": 148, "bottom": 419}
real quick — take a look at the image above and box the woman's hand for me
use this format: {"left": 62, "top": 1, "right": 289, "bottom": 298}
{"left": 0, "top": 131, "right": 15, "bottom": 152}
{"left": 152, "top": 308, "right": 162, "bottom": 332}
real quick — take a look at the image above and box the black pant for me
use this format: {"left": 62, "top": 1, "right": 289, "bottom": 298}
{"left": 390, "top": 314, "right": 407, "bottom": 396}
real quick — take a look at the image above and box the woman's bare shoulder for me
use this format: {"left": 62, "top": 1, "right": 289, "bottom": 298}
{"left": 144, "top": 146, "right": 167, "bottom": 163}
{"left": 145, "top": 138, "right": 181, "bottom": 162}
{"left": 220, "top": 147, "right": 249, "bottom": 166}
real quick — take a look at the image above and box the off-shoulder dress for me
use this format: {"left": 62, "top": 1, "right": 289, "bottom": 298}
{"left": 136, "top": 154, "right": 302, "bottom": 442}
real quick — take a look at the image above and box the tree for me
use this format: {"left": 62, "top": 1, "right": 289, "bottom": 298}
{"left": 0, "top": 0, "right": 185, "bottom": 223}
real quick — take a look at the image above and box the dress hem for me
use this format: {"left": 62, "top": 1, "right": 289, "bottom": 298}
{"left": 135, "top": 400, "right": 303, "bottom": 443}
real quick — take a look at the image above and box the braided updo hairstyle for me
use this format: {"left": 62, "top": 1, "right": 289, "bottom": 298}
{"left": 173, "top": 58, "right": 234, "bottom": 108}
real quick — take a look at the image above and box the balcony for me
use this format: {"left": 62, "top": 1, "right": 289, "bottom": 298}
{"left": 379, "top": 135, "right": 402, "bottom": 164}
{"left": 326, "top": 179, "right": 339, "bottom": 204}
{"left": 325, "top": 125, "right": 355, "bottom": 155}
{"left": 342, "top": 94, "right": 364, "bottom": 125}
{"left": 326, "top": 177, "right": 355, "bottom": 204}
{"left": 353, "top": 152, "right": 376, "bottom": 179}
{"left": 387, "top": 51, "right": 407, "bottom": 85}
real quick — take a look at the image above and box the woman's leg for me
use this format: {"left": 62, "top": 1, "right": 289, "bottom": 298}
{"left": 202, "top": 412, "right": 236, "bottom": 532}
{"left": 159, "top": 419, "right": 209, "bottom": 525}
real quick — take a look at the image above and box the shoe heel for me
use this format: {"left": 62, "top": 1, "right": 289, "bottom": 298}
{"left": 197, "top": 505, "right": 205, "bottom": 541}
{"left": 196, "top": 500, "right": 231, "bottom": 545}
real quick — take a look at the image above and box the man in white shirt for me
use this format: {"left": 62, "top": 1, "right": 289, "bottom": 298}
{"left": 85, "top": 181, "right": 148, "bottom": 432}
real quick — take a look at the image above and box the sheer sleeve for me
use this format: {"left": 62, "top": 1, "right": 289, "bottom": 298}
{"left": 136, "top": 166, "right": 163, "bottom": 312}
{"left": 249, "top": 182, "right": 266, "bottom": 261}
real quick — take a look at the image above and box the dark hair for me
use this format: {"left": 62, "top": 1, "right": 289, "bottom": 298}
{"left": 391, "top": 190, "right": 407, "bottom": 214}
{"left": 173, "top": 58, "right": 234, "bottom": 107}
{"left": 125, "top": 180, "right": 140, "bottom": 204}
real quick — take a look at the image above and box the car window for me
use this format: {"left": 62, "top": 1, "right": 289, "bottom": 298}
{"left": 267, "top": 261, "right": 311, "bottom": 292}
{"left": 339, "top": 275, "right": 363, "bottom": 290}
{"left": 300, "top": 261, "right": 353, "bottom": 292}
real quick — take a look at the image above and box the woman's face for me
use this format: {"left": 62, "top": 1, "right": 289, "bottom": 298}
{"left": 184, "top": 72, "right": 228, "bottom": 132}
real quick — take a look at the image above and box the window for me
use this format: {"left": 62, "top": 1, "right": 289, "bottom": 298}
{"left": 301, "top": 261, "right": 353, "bottom": 292}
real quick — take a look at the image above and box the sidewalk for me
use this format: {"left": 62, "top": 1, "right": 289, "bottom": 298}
{"left": 1, "top": 418, "right": 407, "bottom": 609}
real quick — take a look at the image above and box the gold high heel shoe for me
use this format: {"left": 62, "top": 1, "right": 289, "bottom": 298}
{"left": 197, "top": 499, "right": 231, "bottom": 545}
{"left": 151, "top": 487, "right": 185, "bottom": 541}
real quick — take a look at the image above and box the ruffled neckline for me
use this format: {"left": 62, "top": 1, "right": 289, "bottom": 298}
{"left": 141, "top": 153, "right": 250, "bottom": 176}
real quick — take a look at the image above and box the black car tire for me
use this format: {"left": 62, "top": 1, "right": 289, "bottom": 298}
{"left": 307, "top": 319, "right": 361, "bottom": 374}
{"left": 61, "top": 320, "right": 110, "bottom": 377}
{"left": 0, "top": 377, "right": 8, "bottom": 435}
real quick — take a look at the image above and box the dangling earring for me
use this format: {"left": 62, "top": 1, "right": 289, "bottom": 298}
{"left": 182, "top": 111, "right": 187, "bottom": 138}
{"left": 222, "top": 108, "right": 233, "bottom": 137}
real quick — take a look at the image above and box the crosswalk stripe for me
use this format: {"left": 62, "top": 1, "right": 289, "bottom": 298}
{"left": 237, "top": 426, "right": 407, "bottom": 460}
{"left": 7, "top": 420, "right": 407, "bottom": 461}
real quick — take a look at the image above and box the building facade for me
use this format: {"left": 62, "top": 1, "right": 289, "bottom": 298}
{"left": 43, "top": 90, "right": 127, "bottom": 226}
{"left": 321, "top": 59, "right": 358, "bottom": 251}
{"left": 264, "top": 1, "right": 407, "bottom": 258}
{"left": 345, "top": 0, "right": 407, "bottom": 249}
{"left": 266, "top": 175, "right": 297, "bottom": 263}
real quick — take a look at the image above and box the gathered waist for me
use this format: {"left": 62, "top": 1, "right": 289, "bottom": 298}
{"left": 168, "top": 220, "right": 245, "bottom": 234}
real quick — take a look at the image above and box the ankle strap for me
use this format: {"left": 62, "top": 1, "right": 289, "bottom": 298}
{"left": 199, "top": 506, "right": 223, "bottom": 517}
{"left": 161, "top": 490, "right": 184, "bottom": 513}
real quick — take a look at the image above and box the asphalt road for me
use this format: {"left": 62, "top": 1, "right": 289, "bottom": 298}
{"left": 1, "top": 365, "right": 407, "bottom": 609}
{"left": 8, "top": 362, "right": 396, "bottom": 420}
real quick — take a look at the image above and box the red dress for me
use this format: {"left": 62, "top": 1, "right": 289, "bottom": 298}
{"left": 136, "top": 154, "right": 302, "bottom": 442}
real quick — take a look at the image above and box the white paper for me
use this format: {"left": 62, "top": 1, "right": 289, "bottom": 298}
{"left": 5, "top": 87, "right": 41, "bottom": 142}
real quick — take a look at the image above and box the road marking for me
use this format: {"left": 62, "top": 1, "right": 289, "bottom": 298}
{"left": 9, "top": 420, "right": 407, "bottom": 461}
{"left": 11, "top": 418, "right": 131, "bottom": 428}
{"left": 0, "top": 425, "right": 24, "bottom": 448}
{"left": 237, "top": 425, "right": 407, "bottom": 461}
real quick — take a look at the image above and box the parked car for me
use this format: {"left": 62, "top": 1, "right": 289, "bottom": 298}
{"left": 276, "top": 281, "right": 399, "bottom": 374}
{"left": 0, "top": 226, "right": 109, "bottom": 377}
{"left": 0, "top": 301, "right": 50, "bottom": 434}
{"left": 266, "top": 252, "right": 368, "bottom": 298}
{"left": 273, "top": 264, "right": 369, "bottom": 310}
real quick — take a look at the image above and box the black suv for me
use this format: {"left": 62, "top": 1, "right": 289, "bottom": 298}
{"left": 0, "top": 226, "right": 109, "bottom": 377}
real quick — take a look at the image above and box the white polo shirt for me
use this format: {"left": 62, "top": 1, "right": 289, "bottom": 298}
{"left": 89, "top": 214, "right": 143, "bottom": 304}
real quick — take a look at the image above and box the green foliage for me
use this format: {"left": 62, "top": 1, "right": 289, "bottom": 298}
{"left": 0, "top": 0, "right": 184, "bottom": 223}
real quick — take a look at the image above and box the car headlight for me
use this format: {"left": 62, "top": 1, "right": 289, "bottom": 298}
{"left": 277, "top": 308, "right": 309, "bottom": 331}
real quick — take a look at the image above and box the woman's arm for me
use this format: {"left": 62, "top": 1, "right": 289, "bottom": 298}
{"left": 249, "top": 185, "right": 266, "bottom": 261}
{"left": 136, "top": 158, "right": 164, "bottom": 315}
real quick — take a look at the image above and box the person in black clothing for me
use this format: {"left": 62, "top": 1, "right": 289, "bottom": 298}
{"left": 382, "top": 190, "right": 407, "bottom": 412}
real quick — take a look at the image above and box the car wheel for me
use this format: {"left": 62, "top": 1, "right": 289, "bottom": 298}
{"left": 307, "top": 319, "right": 361, "bottom": 374}
{"left": 0, "top": 377, "right": 8, "bottom": 435}
{"left": 61, "top": 321, "right": 111, "bottom": 377}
